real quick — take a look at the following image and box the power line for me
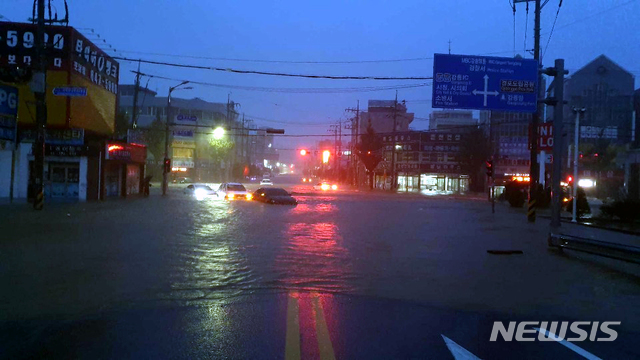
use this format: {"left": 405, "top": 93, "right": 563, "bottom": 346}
{"left": 542, "top": 0, "right": 563, "bottom": 60}
{"left": 113, "top": 50, "right": 433, "bottom": 64}
{"left": 114, "top": 57, "right": 432, "bottom": 80}
{"left": 541, "top": 0, "right": 637, "bottom": 35}
{"left": 132, "top": 71, "right": 431, "bottom": 93}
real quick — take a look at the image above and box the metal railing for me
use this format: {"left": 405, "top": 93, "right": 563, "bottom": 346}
{"left": 548, "top": 233, "right": 640, "bottom": 264}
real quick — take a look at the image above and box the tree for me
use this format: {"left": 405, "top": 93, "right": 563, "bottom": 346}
{"left": 207, "top": 138, "right": 234, "bottom": 182}
{"left": 458, "top": 127, "right": 490, "bottom": 192}
{"left": 355, "top": 124, "right": 383, "bottom": 189}
{"left": 114, "top": 111, "right": 129, "bottom": 139}
{"left": 146, "top": 115, "right": 167, "bottom": 161}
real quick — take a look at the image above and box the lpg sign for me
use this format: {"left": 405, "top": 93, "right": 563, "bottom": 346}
{"left": 538, "top": 123, "right": 553, "bottom": 150}
{"left": 0, "top": 85, "right": 19, "bottom": 117}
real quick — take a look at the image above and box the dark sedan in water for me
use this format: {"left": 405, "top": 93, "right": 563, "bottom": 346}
{"left": 253, "top": 187, "right": 297, "bottom": 205}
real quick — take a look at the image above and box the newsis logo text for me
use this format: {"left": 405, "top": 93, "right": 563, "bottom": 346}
{"left": 490, "top": 321, "right": 620, "bottom": 342}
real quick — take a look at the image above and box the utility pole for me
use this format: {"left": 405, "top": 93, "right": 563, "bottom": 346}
{"left": 131, "top": 60, "right": 141, "bottom": 129}
{"left": 163, "top": 81, "right": 190, "bottom": 196}
{"left": 32, "top": 0, "right": 47, "bottom": 210}
{"left": 544, "top": 59, "right": 568, "bottom": 230}
{"left": 338, "top": 118, "right": 342, "bottom": 181}
{"left": 572, "top": 107, "right": 586, "bottom": 222}
{"left": 390, "top": 91, "right": 398, "bottom": 191}
{"left": 514, "top": 0, "right": 543, "bottom": 222}
{"left": 346, "top": 101, "right": 360, "bottom": 187}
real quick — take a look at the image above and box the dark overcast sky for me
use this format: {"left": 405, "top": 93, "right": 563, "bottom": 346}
{"left": 3, "top": 0, "right": 639, "bottom": 160}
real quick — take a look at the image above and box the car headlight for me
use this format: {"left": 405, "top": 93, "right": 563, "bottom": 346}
{"left": 228, "top": 193, "right": 235, "bottom": 200}
{"left": 194, "top": 188, "right": 207, "bottom": 197}
{"left": 321, "top": 184, "right": 329, "bottom": 190}
{"left": 246, "top": 193, "right": 253, "bottom": 200}
{"left": 331, "top": 184, "right": 337, "bottom": 190}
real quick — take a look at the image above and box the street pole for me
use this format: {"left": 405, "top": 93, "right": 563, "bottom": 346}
{"left": 162, "top": 81, "right": 190, "bottom": 195}
{"left": 162, "top": 90, "right": 172, "bottom": 196}
{"left": 390, "top": 91, "right": 398, "bottom": 191}
{"left": 550, "top": 59, "right": 567, "bottom": 230}
{"left": 527, "top": 0, "right": 542, "bottom": 223}
{"left": 572, "top": 107, "right": 585, "bottom": 222}
{"left": 32, "top": 0, "right": 47, "bottom": 210}
{"left": 355, "top": 100, "right": 359, "bottom": 187}
{"left": 131, "top": 59, "right": 141, "bottom": 129}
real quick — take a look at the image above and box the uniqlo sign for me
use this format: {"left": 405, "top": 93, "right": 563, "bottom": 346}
{"left": 537, "top": 123, "right": 553, "bottom": 150}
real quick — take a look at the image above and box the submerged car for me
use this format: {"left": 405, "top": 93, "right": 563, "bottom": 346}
{"left": 260, "top": 178, "right": 274, "bottom": 186}
{"left": 183, "top": 184, "right": 216, "bottom": 197}
{"left": 216, "top": 183, "right": 252, "bottom": 200}
{"left": 253, "top": 187, "right": 297, "bottom": 205}
{"left": 313, "top": 181, "right": 338, "bottom": 191}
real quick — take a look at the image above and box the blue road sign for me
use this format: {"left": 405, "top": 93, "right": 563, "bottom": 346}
{"left": 52, "top": 86, "right": 88, "bottom": 97}
{"left": 0, "top": 84, "right": 19, "bottom": 117}
{"left": 432, "top": 54, "right": 538, "bottom": 113}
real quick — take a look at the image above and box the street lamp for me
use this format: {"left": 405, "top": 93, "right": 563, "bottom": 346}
{"left": 212, "top": 126, "right": 225, "bottom": 140}
{"left": 571, "top": 107, "right": 586, "bottom": 222}
{"left": 162, "top": 81, "right": 192, "bottom": 196}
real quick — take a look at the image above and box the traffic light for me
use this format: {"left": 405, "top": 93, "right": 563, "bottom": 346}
{"left": 486, "top": 160, "right": 493, "bottom": 178}
{"left": 163, "top": 158, "right": 172, "bottom": 173}
{"left": 322, "top": 150, "right": 330, "bottom": 164}
{"left": 299, "top": 149, "right": 308, "bottom": 156}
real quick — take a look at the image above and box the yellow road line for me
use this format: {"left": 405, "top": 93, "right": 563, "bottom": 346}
{"left": 285, "top": 294, "right": 301, "bottom": 360}
{"left": 313, "top": 296, "right": 336, "bottom": 360}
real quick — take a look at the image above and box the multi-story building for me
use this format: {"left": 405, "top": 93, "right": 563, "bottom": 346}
{"left": 375, "top": 130, "right": 469, "bottom": 193}
{"left": 547, "top": 55, "right": 635, "bottom": 198}
{"left": 118, "top": 85, "right": 240, "bottom": 182}
{"left": 358, "top": 100, "right": 414, "bottom": 134}
{"left": 1, "top": 23, "right": 147, "bottom": 202}
{"left": 352, "top": 100, "right": 414, "bottom": 186}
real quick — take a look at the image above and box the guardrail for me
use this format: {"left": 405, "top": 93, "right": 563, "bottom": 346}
{"left": 548, "top": 233, "right": 640, "bottom": 264}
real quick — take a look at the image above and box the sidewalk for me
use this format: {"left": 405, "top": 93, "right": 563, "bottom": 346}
{"left": 499, "top": 201, "right": 640, "bottom": 249}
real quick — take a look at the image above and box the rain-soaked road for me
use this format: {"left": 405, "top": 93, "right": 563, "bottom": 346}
{"left": 1, "top": 175, "right": 639, "bottom": 359}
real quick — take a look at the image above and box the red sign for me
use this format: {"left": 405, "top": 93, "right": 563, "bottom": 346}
{"left": 105, "top": 142, "right": 146, "bottom": 163}
{"left": 537, "top": 123, "right": 553, "bottom": 150}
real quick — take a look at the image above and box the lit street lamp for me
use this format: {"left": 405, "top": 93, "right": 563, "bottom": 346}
{"left": 213, "top": 127, "right": 225, "bottom": 140}
{"left": 162, "top": 81, "right": 192, "bottom": 196}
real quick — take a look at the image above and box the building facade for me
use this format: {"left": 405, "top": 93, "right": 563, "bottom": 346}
{"left": 372, "top": 130, "right": 469, "bottom": 193}
{"left": 1, "top": 23, "right": 147, "bottom": 202}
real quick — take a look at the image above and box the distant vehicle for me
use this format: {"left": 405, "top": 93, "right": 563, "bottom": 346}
{"left": 173, "top": 177, "right": 192, "bottom": 184}
{"left": 216, "top": 183, "right": 252, "bottom": 200}
{"left": 302, "top": 177, "right": 313, "bottom": 183}
{"left": 183, "top": 184, "right": 216, "bottom": 197}
{"left": 249, "top": 176, "right": 258, "bottom": 181}
{"left": 253, "top": 187, "right": 297, "bottom": 205}
{"left": 262, "top": 173, "right": 271, "bottom": 179}
{"left": 260, "top": 178, "right": 274, "bottom": 186}
{"left": 313, "top": 181, "right": 338, "bottom": 191}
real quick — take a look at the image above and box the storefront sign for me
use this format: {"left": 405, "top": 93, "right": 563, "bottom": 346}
{"left": 421, "top": 163, "right": 462, "bottom": 174}
{"left": 0, "top": 84, "right": 19, "bottom": 117}
{"left": 173, "top": 129, "right": 194, "bottom": 138}
{"left": 45, "top": 144, "right": 89, "bottom": 157}
{"left": 172, "top": 139, "right": 196, "bottom": 148}
{"left": 52, "top": 86, "right": 87, "bottom": 97}
{"left": 105, "top": 142, "right": 146, "bottom": 163}
{"left": 172, "top": 159, "right": 194, "bottom": 168}
{"left": 19, "top": 128, "right": 84, "bottom": 145}
{"left": 0, "top": 23, "right": 68, "bottom": 70}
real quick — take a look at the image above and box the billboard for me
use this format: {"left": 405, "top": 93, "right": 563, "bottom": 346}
{"left": 0, "top": 22, "right": 119, "bottom": 135}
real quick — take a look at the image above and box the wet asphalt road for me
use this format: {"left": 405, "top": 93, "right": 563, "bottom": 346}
{"left": 1, "top": 175, "right": 639, "bottom": 359}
